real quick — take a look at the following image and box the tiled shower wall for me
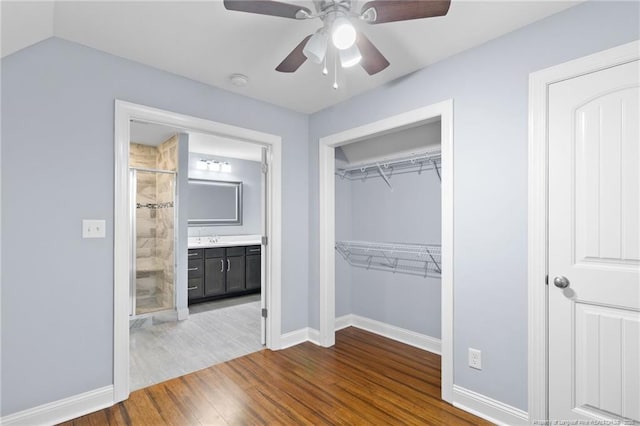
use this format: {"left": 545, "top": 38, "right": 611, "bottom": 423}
{"left": 130, "top": 137, "right": 177, "bottom": 314}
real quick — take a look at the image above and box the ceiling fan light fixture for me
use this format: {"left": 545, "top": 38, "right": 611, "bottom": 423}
{"left": 360, "top": 7, "right": 377, "bottom": 23}
{"left": 303, "top": 30, "right": 328, "bottom": 64}
{"left": 331, "top": 16, "right": 357, "bottom": 50}
{"left": 339, "top": 44, "right": 362, "bottom": 68}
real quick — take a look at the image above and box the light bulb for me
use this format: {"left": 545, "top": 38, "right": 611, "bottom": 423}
{"left": 209, "top": 161, "right": 220, "bottom": 172}
{"left": 197, "top": 160, "right": 208, "bottom": 170}
{"left": 331, "top": 17, "right": 356, "bottom": 50}
{"left": 339, "top": 44, "right": 361, "bottom": 68}
{"left": 303, "top": 30, "right": 328, "bottom": 64}
{"left": 221, "top": 162, "right": 232, "bottom": 173}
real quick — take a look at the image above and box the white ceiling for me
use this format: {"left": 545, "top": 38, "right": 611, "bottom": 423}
{"left": 189, "top": 132, "right": 263, "bottom": 162}
{"left": 2, "top": 1, "right": 581, "bottom": 113}
{"left": 130, "top": 120, "right": 181, "bottom": 146}
{"left": 129, "top": 120, "right": 263, "bottom": 161}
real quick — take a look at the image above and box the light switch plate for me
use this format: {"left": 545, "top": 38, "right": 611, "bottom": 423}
{"left": 83, "top": 219, "right": 106, "bottom": 238}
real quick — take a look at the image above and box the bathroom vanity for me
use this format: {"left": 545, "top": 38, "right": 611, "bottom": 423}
{"left": 187, "top": 236, "right": 261, "bottom": 304}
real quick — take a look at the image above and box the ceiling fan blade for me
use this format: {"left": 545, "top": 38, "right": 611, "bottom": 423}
{"left": 223, "top": 0, "right": 312, "bottom": 19}
{"left": 276, "top": 35, "right": 312, "bottom": 73}
{"left": 360, "top": 0, "right": 451, "bottom": 24}
{"left": 356, "top": 33, "right": 390, "bottom": 75}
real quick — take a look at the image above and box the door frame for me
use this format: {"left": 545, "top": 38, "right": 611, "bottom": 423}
{"left": 114, "top": 100, "right": 283, "bottom": 403}
{"left": 527, "top": 39, "right": 639, "bottom": 422}
{"left": 318, "top": 99, "right": 454, "bottom": 403}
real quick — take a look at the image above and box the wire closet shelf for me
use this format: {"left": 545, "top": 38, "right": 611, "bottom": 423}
{"left": 335, "top": 240, "right": 441, "bottom": 277}
{"left": 335, "top": 149, "right": 441, "bottom": 188}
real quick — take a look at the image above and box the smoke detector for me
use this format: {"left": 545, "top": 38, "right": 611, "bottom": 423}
{"left": 230, "top": 73, "right": 249, "bottom": 87}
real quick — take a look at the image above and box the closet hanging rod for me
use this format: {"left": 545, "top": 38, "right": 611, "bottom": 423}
{"left": 336, "top": 149, "right": 441, "bottom": 183}
{"left": 335, "top": 240, "right": 442, "bottom": 277}
{"left": 337, "top": 149, "right": 440, "bottom": 173}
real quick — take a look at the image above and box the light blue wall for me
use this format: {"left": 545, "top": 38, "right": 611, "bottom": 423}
{"left": 309, "top": 1, "right": 640, "bottom": 411}
{"left": 176, "top": 133, "right": 190, "bottom": 317}
{"left": 347, "top": 169, "right": 442, "bottom": 337}
{"left": 335, "top": 177, "right": 352, "bottom": 317}
{"left": 187, "top": 153, "right": 262, "bottom": 237}
{"left": 0, "top": 37, "right": 309, "bottom": 415}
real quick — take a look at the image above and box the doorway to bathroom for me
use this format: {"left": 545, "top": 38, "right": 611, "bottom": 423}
{"left": 113, "top": 100, "right": 283, "bottom": 403}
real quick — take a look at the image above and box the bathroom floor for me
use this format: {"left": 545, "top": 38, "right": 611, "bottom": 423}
{"left": 129, "top": 294, "right": 262, "bottom": 391}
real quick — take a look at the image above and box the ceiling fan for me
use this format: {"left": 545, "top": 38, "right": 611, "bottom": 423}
{"left": 223, "top": 0, "right": 451, "bottom": 78}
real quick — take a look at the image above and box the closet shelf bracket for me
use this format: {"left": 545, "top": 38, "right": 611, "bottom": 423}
{"left": 335, "top": 149, "right": 441, "bottom": 187}
{"left": 335, "top": 240, "right": 441, "bottom": 278}
{"left": 375, "top": 162, "right": 393, "bottom": 190}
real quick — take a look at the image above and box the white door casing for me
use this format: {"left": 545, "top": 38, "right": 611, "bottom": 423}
{"left": 548, "top": 59, "right": 640, "bottom": 422}
{"left": 528, "top": 40, "right": 640, "bottom": 423}
{"left": 318, "top": 99, "right": 454, "bottom": 403}
{"left": 114, "top": 100, "right": 283, "bottom": 403}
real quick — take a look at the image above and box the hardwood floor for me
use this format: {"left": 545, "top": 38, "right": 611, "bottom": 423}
{"left": 64, "top": 327, "right": 491, "bottom": 425}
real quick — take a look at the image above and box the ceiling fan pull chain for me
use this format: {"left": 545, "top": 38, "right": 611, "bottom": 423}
{"left": 322, "top": 54, "right": 328, "bottom": 76}
{"left": 333, "top": 47, "right": 339, "bottom": 89}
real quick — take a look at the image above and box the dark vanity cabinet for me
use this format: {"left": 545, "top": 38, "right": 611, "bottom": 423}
{"left": 204, "top": 248, "right": 225, "bottom": 296}
{"left": 188, "top": 245, "right": 260, "bottom": 304}
{"left": 223, "top": 247, "right": 246, "bottom": 293}
{"left": 245, "top": 245, "right": 261, "bottom": 290}
{"left": 187, "top": 250, "right": 204, "bottom": 299}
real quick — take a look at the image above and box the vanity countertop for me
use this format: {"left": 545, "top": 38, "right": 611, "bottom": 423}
{"left": 188, "top": 234, "right": 262, "bottom": 249}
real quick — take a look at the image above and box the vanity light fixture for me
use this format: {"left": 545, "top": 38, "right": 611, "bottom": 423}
{"left": 197, "top": 159, "right": 231, "bottom": 173}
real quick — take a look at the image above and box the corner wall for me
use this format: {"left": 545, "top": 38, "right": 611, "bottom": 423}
{"left": 308, "top": 0, "right": 640, "bottom": 411}
{"left": 0, "top": 37, "right": 309, "bottom": 416}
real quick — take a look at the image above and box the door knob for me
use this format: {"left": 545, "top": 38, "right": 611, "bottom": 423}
{"left": 553, "top": 275, "right": 570, "bottom": 289}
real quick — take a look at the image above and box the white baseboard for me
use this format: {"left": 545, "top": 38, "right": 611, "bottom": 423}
{"left": 452, "top": 385, "right": 528, "bottom": 426}
{"left": 1, "top": 386, "right": 114, "bottom": 426}
{"left": 279, "top": 327, "right": 312, "bottom": 349}
{"left": 281, "top": 315, "right": 441, "bottom": 356}
{"left": 177, "top": 307, "right": 189, "bottom": 321}
{"left": 335, "top": 314, "right": 354, "bottom": 331}
{"left": 342, "top": 314, "right": 442, "bottom": 355}
{"left": 307, "top": 328, "right": 321, "bottom": 345}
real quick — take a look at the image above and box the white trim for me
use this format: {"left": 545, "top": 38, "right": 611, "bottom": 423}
{"left": 279, "top": 328, "right": 312, "bottom": 349}
{"left": 1, "top": 386, "right": 113, "bottom": 426}
{"left": 307, "top": 328, "right": 321, "bottom": 346}
{"left": 527, "top": 40, "right": 640, "bottom": 423}
{"left": 114, "top": 100, "right": 283, "bottom": 403}
{"left": 284, "top": 315, "right": 441, "bottom": 356}
{"left": 177, "top": 307, "right": 189, "bottom": 321}
{"left": 318, "top": 100, "right": 454, "bottom": 403}
{"left": 452, "top": 385, "right": 528, "bottom": 426}
{"left": 335, "top": 313, "right": 354, "bottom": 331}
{"left": 340, "top": 314, "right": 442, "bottom": 355}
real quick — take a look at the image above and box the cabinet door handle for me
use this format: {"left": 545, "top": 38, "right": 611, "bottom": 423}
{"left": 227, "top": 259, "right": 231, "bottom": 271}
{"left": 188, "top": 267, "right": 198, "bottom": 271}
{"left": 188, "top": 286, "right": 198, "bottom": 290}
{"left": 188, "top": 252, "right": 198, "bottom": 257}
{"left": 220, "top": 259, "right": 224, "bottom": 272}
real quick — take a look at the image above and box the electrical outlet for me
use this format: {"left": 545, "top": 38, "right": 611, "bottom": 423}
{"left": 83, "top": 219, "right": 106, "bottom": 239}
{"left": 468, "top": 348, "right": 482, "bottom": 370}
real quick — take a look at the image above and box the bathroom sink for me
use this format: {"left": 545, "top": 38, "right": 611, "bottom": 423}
{"left": 188, "top": 234, "right": 262, "bottom": 248}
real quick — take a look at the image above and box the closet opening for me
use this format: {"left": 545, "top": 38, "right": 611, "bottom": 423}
{"left": 318, "top": 100, "right": 454, "bottom": 402}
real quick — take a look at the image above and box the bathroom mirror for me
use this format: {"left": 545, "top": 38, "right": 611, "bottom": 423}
{"left": 187, "top": 179, "right": 242, "bottom": 225}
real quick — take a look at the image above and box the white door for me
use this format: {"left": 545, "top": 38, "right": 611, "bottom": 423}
{"left": 260, "top": 146, "right": 269, "bottom": 345}
{"left": 548, "top": 59, "right": 640, "bottom": 422}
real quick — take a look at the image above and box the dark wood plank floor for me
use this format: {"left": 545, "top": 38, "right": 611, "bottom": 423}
{"left": 63, "top": 327, "right": 492, "bottom": 425}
